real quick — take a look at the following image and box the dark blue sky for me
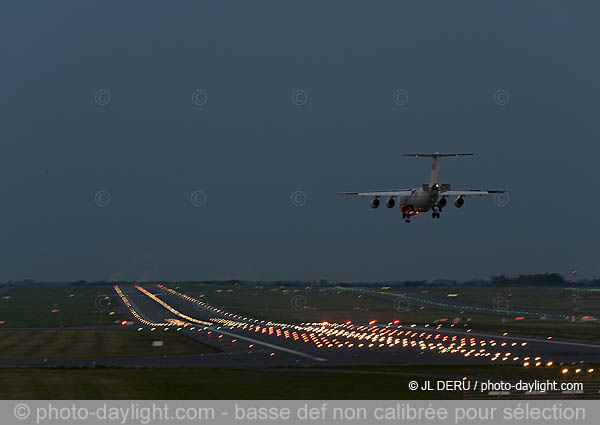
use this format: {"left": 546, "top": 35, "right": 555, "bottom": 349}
{"left": 1, "top": 1, "right": 598, "bottom": 282}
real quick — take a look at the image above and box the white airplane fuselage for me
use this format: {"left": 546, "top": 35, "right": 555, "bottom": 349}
{"left": 395, "top": 186, "right": 450, "bottom": 216}
{"left": 398, "top": 188, "right": 436, "bottom": 215}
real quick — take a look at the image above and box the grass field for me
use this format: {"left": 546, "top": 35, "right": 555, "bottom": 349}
{"left": 0, "top": 365, "right": 594, "bottom": 399}
{"left": 0, "top": 285, "right": 126, "bottom": 327}
{"left": 0, "top": 329, "right": 215, "bottom": 361}
{"left": 175, "top": 284, "right": 404, "bottom": 324}
{"left": 0, "top": 368, "right": 439, "bottom": 399}
{"left": 400, "top": 286, "right": 600, "bottom": 315}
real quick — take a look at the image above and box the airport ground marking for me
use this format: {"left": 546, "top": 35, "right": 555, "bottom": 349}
{"left": 135, "top": 284, "right": 327, "bottom": 362}
{"left": 204, "top": 326, "right": 327, "bottom": 362}
{"left": 134, "top": 285, "right": 212, "bottom": 326}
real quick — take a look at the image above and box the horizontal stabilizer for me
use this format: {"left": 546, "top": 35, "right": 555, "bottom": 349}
{"left": 402, "top": 153, "right": 474, "bottom": 158}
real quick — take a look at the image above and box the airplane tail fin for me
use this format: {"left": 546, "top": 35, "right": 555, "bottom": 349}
{"left": 402, "top": 153, "right": 474, "bottom": 186}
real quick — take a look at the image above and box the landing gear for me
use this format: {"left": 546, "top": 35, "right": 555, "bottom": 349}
{"left": 402, "top": 211, "right": 411, "bottom": 223}
{"left": 432, "top": 212, "right": 440, "bottom": 219}
{"left": 431, "top": 205, "right": 441, "bottom": 219}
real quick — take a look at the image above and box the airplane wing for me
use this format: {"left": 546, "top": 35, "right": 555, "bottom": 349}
{"left": 440, "top": 190, "right": 505, "bottom": 196}
{"left": 339, "top": 190, "right": 413, "bottom": 197}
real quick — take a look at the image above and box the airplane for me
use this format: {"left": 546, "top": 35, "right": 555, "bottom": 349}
{"left": 339, "top": 153, "right": 505, "bottom": 223}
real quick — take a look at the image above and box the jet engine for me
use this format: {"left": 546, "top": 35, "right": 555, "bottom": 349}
{"left": 454, "top": 196, "right": 464, "bottom": 208}
{"left": 371, "top": 198, "right": 380, "bottom": 209}
{"left": 437, "top": 197, "right": 447, "bottom": 208}
{"left": 386, "top": 198, "right": 395, "bottom": 208}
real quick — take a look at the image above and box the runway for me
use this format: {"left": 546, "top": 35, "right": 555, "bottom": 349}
{"left": 106, "top": 283, "right": 600, "bottom": 369}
